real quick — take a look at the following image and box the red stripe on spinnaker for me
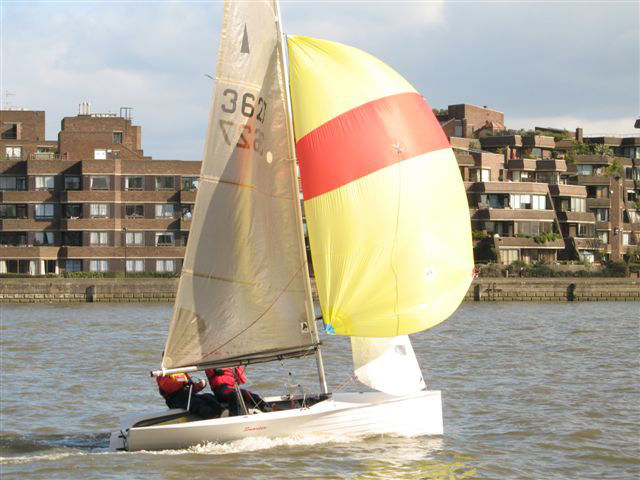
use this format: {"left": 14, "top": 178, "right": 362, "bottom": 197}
{"left": 296, "top": 92, "right": 449, "bottom": 200}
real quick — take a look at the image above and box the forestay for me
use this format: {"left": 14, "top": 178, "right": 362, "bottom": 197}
{"left": 163, "top": 0, "right": 315, "bottom": 371}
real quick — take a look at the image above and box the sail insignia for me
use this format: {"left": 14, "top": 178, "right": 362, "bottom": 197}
{"left": 241, "top": 24, "right": 250, "bottom": 54}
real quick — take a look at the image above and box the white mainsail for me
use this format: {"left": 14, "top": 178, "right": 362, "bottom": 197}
{"left": 162, "top": 0, "right": 316, "bottom": 370}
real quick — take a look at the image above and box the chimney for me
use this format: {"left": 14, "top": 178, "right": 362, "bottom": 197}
{"left": 575, "top": 128, "right": 583, "bottom": 143}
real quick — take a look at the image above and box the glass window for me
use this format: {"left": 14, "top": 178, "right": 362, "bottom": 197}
{"left": 155, "top": 232, "right": 175, "bottom": 246}
{"left": 124, "top": 176, "right": 144, "bottom": 190}
{"left": 126, "top": 259, "right": 144, "bottom": 273}
{"left": 481, "top": 169, "right": 490, "bottom": 182}
{"left": 113, "top": 132, "right": 123, "bottom": 144}
{"left": 598, "top": 231, "right": 609, "bottom": 244}
{"left": 65, "top": 260, "right": 82, "bottom": 272}
{"left": 155, "top": 176, "right": 175, "bottom": 190}
{"left": 155, "top": 204, "right": 174, "bottom": 218}
{"left": 0, "top": 176, "right": 26, "bottom": 191}
{"left": 595, "top": 208, "right": 609, "bottom": 222}
{"left": 64, "top": 176, "right": 81, "bottom": 190}
{"left": 94, "top": 149, "right": 107, "bottom": 160}
{"left": 35, "top": 203, "right": 55, "bottom": 219}
{"left": 156, "top": 259, "right": 175, "bottom": 273}
{"left": 125, "top": 231, "right": 144, "bottom": 245}
{"left": 89, "top": 260, "right": 109, "bottom": 272}
{"left": 5, "top": 146, "right": 22, "bottom": 158}
{"left": 34, "top": 232, "right": 55, "bottom": 245}
{"left": 35, "top": 176, "right": 55, "bottom": 190}
{"left": 90, "top": 232, "right": 109, "bottom": 245}
{"left": 0, "top": 204, "right": 27, "bottom": 219}
{"left": 90, "top": 176, "right": 109, "bottom": 190}
{"left": 570, "top": 197, "right": 586, "bottom": 213}
{"left": 181, "top": 177, "right": 199, "bottom": 191}
{"left": 63, "top": 204, "right": 82, "bottom": 218}
{"left": 125, "top": 204, "right": 144, "bottom": 218}
{"left": 577, "top": 165, "right": 593, "bottom": 176}
{"left": 623, "top": 233, "right": 630, "bottom": 246}
{"left": 90, "top": 203, "right": 109, "bottom": 217}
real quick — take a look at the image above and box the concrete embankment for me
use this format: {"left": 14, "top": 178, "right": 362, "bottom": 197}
{"left": 0, "top": 277, "right": 638, "bottom": 303}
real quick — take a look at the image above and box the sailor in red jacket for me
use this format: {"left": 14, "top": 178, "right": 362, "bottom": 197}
{"left": 205, "top": 366, "right": 270, "bottom": 415}
{"left": 157, "top": 372, "right": 223, "bottom": 419}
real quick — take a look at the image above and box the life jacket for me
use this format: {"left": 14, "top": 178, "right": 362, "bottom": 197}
{"left": 205, "top": 367, "right": 246, "bottom": 389}
{"left": 157, "top": 372, "right": 203, "bottom": 398}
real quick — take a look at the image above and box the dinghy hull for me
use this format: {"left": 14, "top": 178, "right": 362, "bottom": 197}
{"left": 109, "top": 390, "right": 442, "bottom": 451}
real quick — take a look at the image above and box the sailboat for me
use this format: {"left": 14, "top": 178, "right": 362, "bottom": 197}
{"left": 109, "top": 0, "right": 473, "bottom": 452}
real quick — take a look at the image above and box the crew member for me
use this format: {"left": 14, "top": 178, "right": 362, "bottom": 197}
{"left": 157, "top": 372, "right": 223, "bottom": 419}
{"left": 205, "top": 366, "right": 270, "bottom": 415}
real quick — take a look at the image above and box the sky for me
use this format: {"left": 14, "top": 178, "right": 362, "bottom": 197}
{"left": 1, "top": 0, "right": 638, "bottom": 161}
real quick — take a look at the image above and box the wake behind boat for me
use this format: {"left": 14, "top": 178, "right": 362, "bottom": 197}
{"left": 109, "top": 0, "right": 472, "bottom": 452}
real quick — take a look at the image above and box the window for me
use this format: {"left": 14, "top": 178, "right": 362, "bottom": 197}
{"left": 125, "top": 204, "right": 144, "bottom": 218}
{"left": 61, "top": 231, "right": 82, "bottom": 246}
{"left": 577, "top": 223, "right": 594, "bottom": 238}
{"left": 181, "top": 177, "right": 199, "bottom": 191}
{"left": 2, "top": 122, "right": 18, "bottom": 139}
{"left": 577, "top": 165, "right": 593, "bottom": 176}
{"left": 594, "top": 208, "right": 609, "bottom": 222}
{"left": 90, "top": 232, "right": 109, "bottom": 245}
{"left": 113, "top": 132, "right": 123, "bottom": 144}
{"left": 155, "top": 176, "right": 175, "bottom": 190}
{"left": 90, "top": 176, "right": 109, "bottom": 190}
{"left": 623, "top": 233, "right": 630, "bottom": 246}
{"left": 155, "top": 232, "right": 175, "bottom": 246}
{"left": 35, "top": 203, "right": 55, "bottom": 219}
{"left": 570, "top": 197, "right": 586, "bottom": 213}
{"left": 155, "top": 204, "right": 174, "bottom": 218}
{"left": 481, "top": 169, "right": 490, "bottom": 182}
{"left": 0, "top": 232, "right": 27, "bottom": 246}
{"left": 156, "top": 259, "right": 175, "bottom": 273}
{"left": 94, "top": 149, "right": 107, "bottom": 160}
{"left": 124, "top": 176, "right": 144, "bottom": 191}
{"left": 0, "top": 176, "right": 26, "bottom": 191}
{"left": 5, "top": 146, "right": 22, "bottom": 158}
{"left": 509, "top": 194, "right": 546, "bottom": 210}
{"left": 126, "top": 259, "right": 144, "bottom": 273}
{"left": 64, "top": 176, "right": 81, "bottom": 190}
{"left": 65, "top": 260, "right": 82, "bottom": 272}
{"left": 89, "top": 260, "right": 109, "bottom": 272}
{"left": 90, "top": 204, "right": 109, "bottom": 217}
{"left": 125, "top": 231, "right": 144, "bottom": 245}
{"left": 35, "top": 176, "right": 55, "bottom": 190}
{"left": 0, "top": 204, "right": 27, "bottom": 219}
{"left": 598, "top": 231, "right": 609, "bottom": 244}
{"left": 63, "top": 204, "right": 82, "bottom": 219}
{"left": 34, "top": 232, "right": 55, "bottom": 245}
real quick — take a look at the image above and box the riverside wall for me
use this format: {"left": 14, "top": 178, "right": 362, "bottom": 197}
{"left": 0, "top": 277, "right": 638, "bottom": 303}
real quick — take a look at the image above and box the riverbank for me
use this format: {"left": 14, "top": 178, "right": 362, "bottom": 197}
{"left": 0, "top": 277, "right": 638, "bottom": 303}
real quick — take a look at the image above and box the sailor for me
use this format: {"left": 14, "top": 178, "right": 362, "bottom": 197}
{"left": 156, "top": 372, "right": 223, "bottom": 419}
{"left": 205, "top": 366, "right": 271, "bottom": 415}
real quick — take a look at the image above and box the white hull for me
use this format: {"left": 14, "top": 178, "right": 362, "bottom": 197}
{"left": 109, "top": 390, "right": 443, "bottom": 451}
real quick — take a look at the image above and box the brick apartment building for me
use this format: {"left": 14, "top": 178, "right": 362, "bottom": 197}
{"left": 1, "top": 104, "right": 639, "bottom": 275}
{"left": 447, "top": 104, "right": 640, "bottom": 264}
{"left": 0, "top": 106, "right": 199, "bottom": 274}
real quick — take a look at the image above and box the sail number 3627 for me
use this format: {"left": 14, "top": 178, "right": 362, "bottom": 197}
{"left": 219, "top": 88, "right": 267, "bottom": 154}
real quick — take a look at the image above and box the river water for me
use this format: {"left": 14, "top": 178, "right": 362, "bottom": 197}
{"left": 0, "top": 302, "right": 638, "bottom": 479}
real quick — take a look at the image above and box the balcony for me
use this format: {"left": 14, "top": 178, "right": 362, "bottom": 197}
{"left": 0, "top": 219, "right": 57, "bottom": 230}
{"left": 472, "top": 209, "right": 557, "bottom": 221}
{"left": 0, "top": 246, "right": 60, "bottom": 258}
{"left": 60, "top": 218, "right": 117, "bottom": 230}
{"left": 120, "top": 218, "right": 180, "bottom": 230}
{"left": 61, "top": 190, "right": 117, "bottom": 202}
{"left": 120, "top": 190, "right": 179, "bottom": 203}
{"left": 494, "top": 236, "right": 565, "bottom": 249}
{"left": 467, "top": 181, "right": 549, "bottom": 194}
{"left": 576, "top": 175, "right": 611, "bottom": 186}
{"left": 548, "top": 184, "right": 586, "bottom": 197}
{"left": 536, "top": 159, "right": 567, "bottom": 172}
{"left": 179, "top": 190, "right": 197, "bottom": 203}
{"left": 506, "top": 159, "right": 537, "bottom": 171}
{"left": 556, "top": 211, "right": 595, "bottom": 223}
{"left": 573, "top": 237, "right": 604, "bottom": 250}
{"left": 0, "top": 190, "right": 55, "bottom": 202}
{"left": 586, "top": 198, "right": 611, "bottom": 208}
{"left": 26, "top": 160, "right": 79, "bottom": 175}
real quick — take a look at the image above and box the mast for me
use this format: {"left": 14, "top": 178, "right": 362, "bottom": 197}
{"left": 274, "top": 1, "right": 328, "bottom": 395}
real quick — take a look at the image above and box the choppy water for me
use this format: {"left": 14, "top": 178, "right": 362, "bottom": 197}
{"left": 0, "top": 302, "right": 638, "bottom": 479}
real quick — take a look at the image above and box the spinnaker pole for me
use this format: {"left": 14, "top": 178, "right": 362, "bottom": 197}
{"left": 274, "top": 0, "right": 328, "bottom": 395}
